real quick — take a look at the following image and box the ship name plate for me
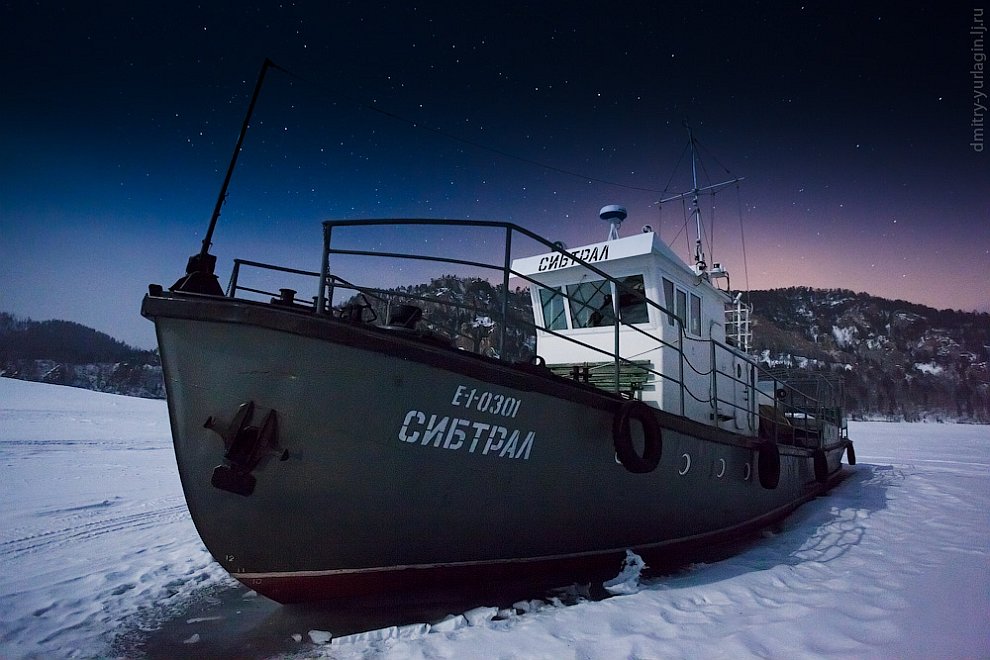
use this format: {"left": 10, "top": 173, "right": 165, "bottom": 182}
{"left": 397, "top": 384, "right": 535, "bottom": 460}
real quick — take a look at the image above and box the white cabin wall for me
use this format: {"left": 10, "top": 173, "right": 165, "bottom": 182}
{"left": 652, "top": 269, "right": 718, "bottom": 426}
{"left": 531, "top": 263, "right": 667, "bottom": 408}
{"left": 677, "top": 334, "right": 713, "bottom": 424}
{"left": 516, "top": 231, "right": 756, "bottom": 435}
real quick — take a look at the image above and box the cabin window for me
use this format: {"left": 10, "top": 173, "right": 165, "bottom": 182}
{"left": 690, "top": 294, "right": 702, "bottom": 335}
{"left": 567, "top": 279, "right": 614, "bottom": 328}
{"left": 538, "top": 287, "right": 567, "bottom": 330}
{"left": 616, "top": 275, "right": 649, "bottom": 323}
{"left": 663, "top": 277, "right": 702, "bottom": 336}
{"left": 566, "top": 275, "right": 648, "bottom": 328}
{"left": 676, "top": 289, "right": 687, "bottom": 329}
{"left": 662, "top": 278, "right": 675, "bottom": 326}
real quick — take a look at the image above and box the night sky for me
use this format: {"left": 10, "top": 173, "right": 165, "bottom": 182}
{"left": 2, "top": 2, "right": 986, "bottom": 349}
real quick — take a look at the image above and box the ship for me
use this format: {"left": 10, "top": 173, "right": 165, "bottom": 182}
{"left": 141, "top": 62, "right": 854, "bottom": 604}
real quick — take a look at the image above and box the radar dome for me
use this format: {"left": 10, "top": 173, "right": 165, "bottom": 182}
{"left": 599, "top": 205, "right": 627, "bottom": 223}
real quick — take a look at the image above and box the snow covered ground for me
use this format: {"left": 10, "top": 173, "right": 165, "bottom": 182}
{"left": 1, "top": 377, "right": 988, "bottom": 659}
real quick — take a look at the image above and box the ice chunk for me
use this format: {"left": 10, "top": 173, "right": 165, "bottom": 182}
{"left": 464, "top": 606, "right": 499, "bottom": 626}
{"left": 308, "top": 629, "right": 332, "bottom": 645}
{"left": 604, "top": 550, "right": 647, "bottom": 595}
{"left": 432, "top": 614, "right": 467, "bottom": 632}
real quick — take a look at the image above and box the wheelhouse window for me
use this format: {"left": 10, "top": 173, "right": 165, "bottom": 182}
{"left": 566, "top": 275, "right": 648, "bottom": 328}
{"left": 540, "top": 276, "right": 650, "bottom": 330}
{"left": 663, "top": 278, "right": 675, "bottom": 326}
{"left": 676, "top": 289, "right": 687, "bottom": 329}
{"left": 616, "top": 276, "right": 649, "bottom": 324}
{"left": 690, "top": 293, "right": 702, "bottom": 335}
{"left": 538, "top": 287, "right": 567, "bottom": 330}
{"left": 663, "top": 276, "right": 703, "bottom": 336}
{"left": 567, "top": 279, "right": 614, "bottom": 328}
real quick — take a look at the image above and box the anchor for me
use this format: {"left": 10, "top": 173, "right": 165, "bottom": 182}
{"left": 204, "top": 401, "right": 287, "bottom": 496}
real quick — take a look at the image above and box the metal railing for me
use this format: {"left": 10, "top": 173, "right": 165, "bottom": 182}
{"left": 221, "top": 219, "right": 842, "bottom": 444}
{"left": 227, "top": 259, "right": 322, "bottom": 307}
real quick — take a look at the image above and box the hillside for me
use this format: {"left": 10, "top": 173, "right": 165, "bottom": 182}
{"left": 3, "top": 285, "right": 988, "bottom": 421}
{"left": 345, "top": 275, "right": 535, "bottom": 361}
{"left": 0, "top": 313, "right": 163, "bottom": 398}
{"left": 745, "top": 287, "right": 990, "bottom": 422}
{"left": 346, "top": 281, "right": 988, "bottom": 422}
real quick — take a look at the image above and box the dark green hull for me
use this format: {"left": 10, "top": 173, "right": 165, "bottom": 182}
{"left": 143, "top": 293, "right": 850, "bottom": 603}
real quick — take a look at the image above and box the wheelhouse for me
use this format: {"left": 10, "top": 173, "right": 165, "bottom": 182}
{"left": 512, "top": 229, "right": 757, "bottom": 432}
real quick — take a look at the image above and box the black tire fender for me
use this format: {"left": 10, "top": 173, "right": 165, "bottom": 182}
{"left": 846, "top": 441, "right": 856, "bottom": 465}
{"left": 813, "top": 448, "right": 829, "bottom": 484}
{"left": 757, "top": 441, "right": 781, "bottom": 490}
{"left": 613, "top": 401, "right": 662, "bottom": 474}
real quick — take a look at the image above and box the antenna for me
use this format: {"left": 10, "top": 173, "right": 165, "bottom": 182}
{"left": 687, "top": 124, "right": 706, "bottom": 274}
{"left": 172, "top": 58, "right": 279, "bottom": 294}
{"left": 599, "top": 205, "right": 627, "bottom": 240}
{"left": 656, "top": 123, "right": 743, "bottom": 278}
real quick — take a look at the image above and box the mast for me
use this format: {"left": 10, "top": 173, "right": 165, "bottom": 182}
{"left": 657, "top": 123, "right": 743, "bottom": 278}
{"left": 172, "top": 58, "right": 279, "bottom": 294}
{"left": 688, "top": 125, "right": 705, "bottom": 274}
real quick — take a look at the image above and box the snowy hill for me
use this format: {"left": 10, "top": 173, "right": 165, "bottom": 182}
{"left": 746, "top": 288, "right": 990, "bottom": 422}
{"left": 0, "top": 312, "right": 163, "bottom": 398}
{"left": 3, "top": 284, "right": 988, "bottom": 420}
{"left": 345, "top": 275, "right": 535, "bottom": 360}
{"left": 351, "top": 281, "right": 990, "bottom": 422}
